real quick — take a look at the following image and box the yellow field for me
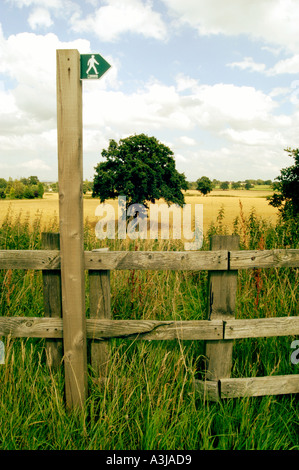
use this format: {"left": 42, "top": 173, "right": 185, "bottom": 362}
{"left": 0, "top": 189, "right": 278, "bottom": 235}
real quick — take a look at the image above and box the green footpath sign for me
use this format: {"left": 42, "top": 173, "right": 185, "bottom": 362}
{"left": 80, "top": 54, "right": 111, "bottom": 80}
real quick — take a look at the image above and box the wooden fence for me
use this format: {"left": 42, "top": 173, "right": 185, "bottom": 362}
{"left": 0, "top": 234, "right": 298, "bottom": 406}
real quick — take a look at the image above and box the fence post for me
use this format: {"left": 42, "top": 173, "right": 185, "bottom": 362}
{"left": 57, "top": 49, "right": 88, "bottom": 409}
{"left": 41, "top": 232, "right": 63, "bottom": 369}
{"left": 204, "top": 235, "right": 239, "bottom": 385}
{"left": 89, "top": 248, "right": 111, "bottom": 381}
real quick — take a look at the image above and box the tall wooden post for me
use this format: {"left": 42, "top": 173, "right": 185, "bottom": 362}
{"left": 205, "top": 235, "right": 239, "bottom": 382}
{"left": 56, "top": 49, "right": 88, "bottom": 409}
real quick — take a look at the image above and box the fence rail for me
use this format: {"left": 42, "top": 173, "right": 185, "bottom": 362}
{"left": 0, "top": 237, "right": 298, "bottom": 405}
{"left": 195, "top": 375, "right": 299, "bottom": 400}
{"left": 1, "top": 316, "right": 299, "bottom": 341}
{"left": 0, "top": 248, "right": 298, "bottom": 270}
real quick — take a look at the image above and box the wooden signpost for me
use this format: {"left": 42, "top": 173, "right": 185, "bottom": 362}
{"left": 56, "top": 49, "right": 111, "bottom": 409}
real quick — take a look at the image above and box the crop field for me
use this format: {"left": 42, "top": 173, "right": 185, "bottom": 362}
{"left": 0, "top": 191, "right": 298, "bottom": 451}
{"left": 0, "top": 189, "right": 278, "bottom": 234}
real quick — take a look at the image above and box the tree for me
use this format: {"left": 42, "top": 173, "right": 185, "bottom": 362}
{"left": 244, "top": 181, "right": 253, "bottom": 190}
{"left": 28, "top": 176, "right": 39, "bottom": 186}
{"left": 13, "top": 180, "right": 25, "bottom": 199}
{"left": 0, "top": 178, "right": 7, "bottom": 190}
{"left": 83, "top": 179, "right": 93, "bottom": 194}
{"left": 231, "top": 181, "right": 241, "bottom": 189}
{"left": 37, "top": 182, "right": 44, "bottom": 198}
{"left": 92, "top": 134, "right": 188, "bottom": 208}
{"left": 268, "top": 148, "right": 299, "bottom": 217}
{"left": 196, "top": 176, "right": 213, "bottom": 195}
{"left": 187, "top": 181, "right": 197, "bottom": 190}
{"left": 220, "top": 181, "right": 229, "bottom": 190}
{"left": 50, "top": 182, "right": 59, "bottom": 192}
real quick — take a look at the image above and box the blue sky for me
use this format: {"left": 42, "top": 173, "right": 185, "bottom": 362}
{"left": 0, "top": 0, "right": 299, "bottom": 183}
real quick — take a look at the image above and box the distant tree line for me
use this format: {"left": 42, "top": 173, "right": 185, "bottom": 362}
{"left": 188, "top": 178, "right": 273, "bottom": 194}
{"left": 0, "top": 176, "right": 44, "bottom": 199}
{"left": 46, "top": 180, "right": 93, "bottom": 194}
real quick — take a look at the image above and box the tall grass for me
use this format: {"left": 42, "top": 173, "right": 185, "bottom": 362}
{"left": 0, "top": 205, "right": 298, "bottom": 450}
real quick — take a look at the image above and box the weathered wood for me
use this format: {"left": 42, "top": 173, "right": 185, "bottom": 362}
{"left": 84, "top": 250, "right": 229, "bottom": 271}
{"left": 220, "top": 374, "right": 299, "bottom": 398}
{"left": 0, "top": 318, "right": 223, "bottom": 341}
{"left": 193, "top": 379, "right": 219, "bottom": 401}
{"left": 0, "top": 248, "right": 298, "bottom": 271}
{"left": 89, "top": 249, "right": 111, "bottom": 378}
{"left": 225, "top": 316, "right": 299, "bottom": 339}
{"left": 87, "top": 319, "right": 223, "bottom": 340}
{"left": 42, "top": 233, "right": 63, "bottom": 369}
{"left": 57, "top": 49, "right": 87, "bottom": 409}
{"left": 0, "top": 317, "right": 63, "bottom": 338}
{"left": 204, "top": 235, "right": 239, "bottom": 381}
{"left": 230, "top": 249, "right": 299, "bottom": 269}
{"left": 3, "top": 316, "right": 298, "bottom": 341}
{"left": 0, "top": 250, "right": 229, "bottom": 271}
{"left": 0, "top": 250, "right": 60, "bottom": 270}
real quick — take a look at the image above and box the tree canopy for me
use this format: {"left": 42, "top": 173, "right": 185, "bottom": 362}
{"left": 268, "top": 147, "right": 299, "bottom": 218}
{"left": 220, "top": 181, "right": 229, "bottom": 190}
{"left": 0, "top": 176, "right": 44, "bottom": 199}
{"left": 92, "top": 134, "right": 188, "bottom": 208}
{"left": 196, "top": 176, "right": 213, "bottom": 195}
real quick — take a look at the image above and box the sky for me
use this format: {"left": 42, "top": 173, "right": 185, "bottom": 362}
{"left": 0, "top": 0, "right": 299, "bottom": 183}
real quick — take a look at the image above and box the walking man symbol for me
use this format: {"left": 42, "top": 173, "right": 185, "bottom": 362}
{"left": 86, "top": 55, "right": 99, "bottom": 75}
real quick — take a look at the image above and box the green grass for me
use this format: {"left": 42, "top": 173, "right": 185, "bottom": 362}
{"left": 0, "top": 206, "right": 298, "bottom": 450}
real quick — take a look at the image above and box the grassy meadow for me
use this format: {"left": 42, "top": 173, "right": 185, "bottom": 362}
{"left": 0, "top": 190, "right": 298, "bottom": 450}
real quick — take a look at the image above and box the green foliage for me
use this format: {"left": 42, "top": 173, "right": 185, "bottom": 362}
{"left": 0, "top": 176, "right": 44, "bottom": 200}
{"left": 0, "top": 209, "right": 298, "bottom": 450}
{"left": 92, "top": 134, "right": 188, "bottom": 208}
{"left": 220, "top": 181, "right": 229, "bottom": 190}
{"left": 0, "top": 178, "right": 7, "bottom": 190}
{"left": 83, "top": 179, "right": 93, "bottom": 194}
{"left": 244, "top": 181, "right": 253, "bottom": 190}
{"left": 196, "top": 176, "right": 213, "bottom": 195}
{"left": 268, "top": 147, "right": 299, "bottom": 218}
{"left": 50, "top": 182, "right": 59, "bottom": 193}
{"left": 187, "top": 181, "right": 197, "bottom": 190}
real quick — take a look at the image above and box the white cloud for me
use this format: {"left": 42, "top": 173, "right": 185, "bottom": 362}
{"left": 267, "top": 54, "right": 299, "bottom": 75}
{"left": 269, "top": 87, "right": 290, "bottom": 98}
{"left": 175, "top": 153, "right": 188, "bottom": 162}
{"left": 175, "top": 73, "right": 199, "bottom": 92}
{"left": 228, "top": 57, "right": 266, "bottom": 73}
{"left": 70, "top": 0, "right": 168, "bottom": 42}
{"left": 0, "top": 27, "right": 93, "bottom": 178}
{"left": 178, "top": 136, "right": 196, "bottom": 146}
{"left": 162, "top": 0, "right": 299, "bottom": 53}
{"left": 0, "top": 27, "right": 91, "bottom": 86}
{"left": 228, "top": 54, "right": 299, "bottom": 77}
{"left": 28, "top": 7, "right": 53, "bottom": 29}
{"left": 0, "top": 1, "right": 298, "bottom": 183}
{"left": 261, "top": 45, "right": 284, "bottom": 56}
{"left": 8, "top": 0, "right": 80, "bottom": 32}
{"left": 8, "top": 0, "right": 77, "bottom": 11}
{"left": 0, "top": 26, "right": 92, "bottom": 120}
{"left": 20, "top": 158, "right": 51, "bottom": 170}
{"left": 222, "top": 128, "right": 284, "bottom": 146}
{"left": 9, "top": 0, "right": 61, "bottom": 6}
{"left": 193, "top": 83, "right": 276, "bottom": 125}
